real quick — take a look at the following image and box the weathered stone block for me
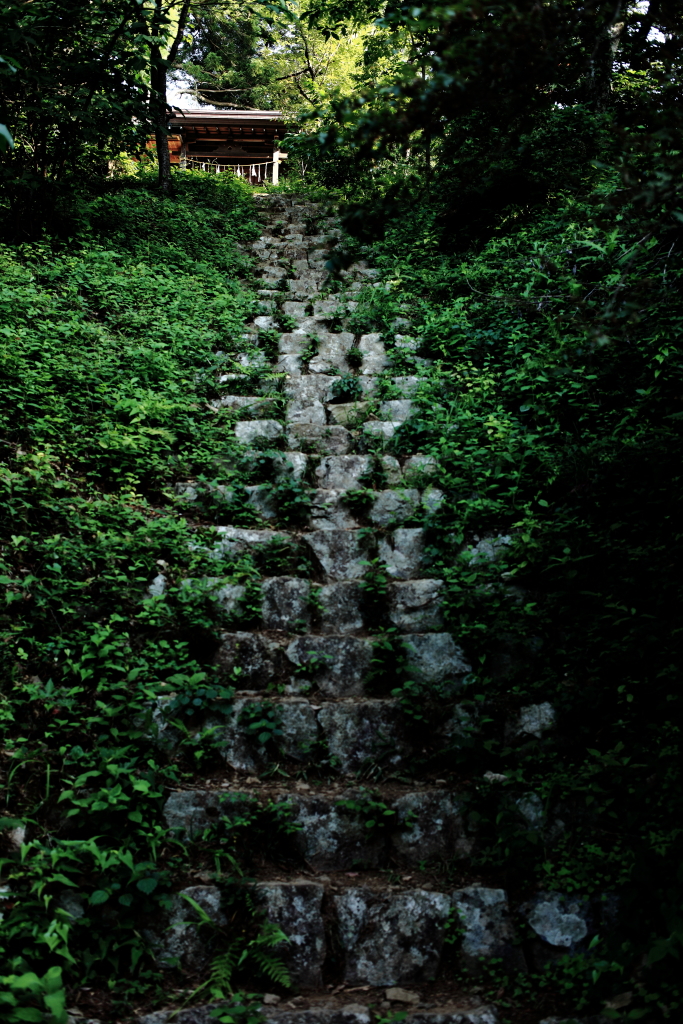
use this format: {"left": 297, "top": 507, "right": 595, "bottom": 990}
{"left": 271, "top": 451, "right": 308, "bottom": 481}
{"left": 210, "top": 395, "right": 272, "bottom": 416}
{"left": 157, "top": 885, "right": 225, "bottom": 972}
{"left": 392, "top": 792, "right": 472, "bottom": 864}
{"left": 318, "top": 701, "right": 410, "bottom": 772}
{"left": 212, "top": 527, "right": 291, "bottom": 559}
{"left": 318, "top": 581, "right": 365, "bottom": 634}
{"left": 315, "top": 455, "right": 372, "bottom": 491}
{"left": 359, "top": 333, "right": 390, "bottom": 374}
{"left": 287, "top": 423, "right": 351, "bottom": 455}
{"left": 422, "top": 487, "right": 445, "bottom": 514}
{"left": 402, "top": 633, "right": 471, "bottom": 683}
{"left": 258, "top": 881, "right": 326, "bottom": 987}
{"left": 217, "top": 699, "right": 319, "bottom": 772}
{"left": 304, "top": 529, "right": 374, "bottom": 581}
{"left": 381, "top": 455, "right": 403, "bottom": 485}
{"left": 520, "top": 892, "right": 589, "bottom": 948}
{"left": 285, "top": 374, "right": 335, "bottom": 424}
{"left": 403, "top": 453, "right": 438, "bottom": 478}
{"left": 379, "top": 528, "right": 425, "bottom": 580}
{"left": 287, "top": 794, "right": 385, "bottom": 870}
{"left": 163, "top": 790, "right": 222, "bottom": 837}
{"left": 327, "top": 402, "right": 369, "bottom": 427}
{"left": 334, "top": 888, "right": 451, "bottom": 985}
{"left": 364, "top": 421, "right": 400, "bottom": 440}
{"left": 380, "top": 399, "right": 415, "bottom": 421}
{"left": 308, "top": 490, "right": 359, "bottom": 531}
{"left": 286, "top": 635, "right": 372, "bottom": 696}
{"left": 451, "top": 886, "right": 517, "bottom": 965}
{"left": 245, "top": 484, "right": 278, "bottom": 520}
{"left": 370, "top": 489, "right": 421, "bottom": 527}
{"left": 214, "top": 631, "right": 282, "bottom": 688}
{"left": 261, "top": 577, "right": 311, "bottom": 631}
{"left": 309, "top": 332, "right": 355, "bottom": 374}
{"left": 514, "top": 702, "right": 556, "bottom": 739}
{"left": 388, "top": 580, "right": 444, "bottom": 631}
{"left": 234, "top": 420, "right": 283, "bottom": 445}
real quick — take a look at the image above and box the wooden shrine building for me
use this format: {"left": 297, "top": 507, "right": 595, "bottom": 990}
{"left": 165, "top": 109, "right": 289, "bottom": 183}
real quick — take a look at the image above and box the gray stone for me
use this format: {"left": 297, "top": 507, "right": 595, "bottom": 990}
{"left": 210, "top": 394, "right": 272, "bottom": 415}
{"left": 370, "top": 488, "right": 421, "bottom": 527}
{"left": 392, "top": 792, "right": 471, "bottom": 865}
{"left": 319, "top": 581, "right": 365, "bottom": 634}
{"left": 521, "top": 892, "right": 589, "bottom": 948}
{"left": 394, "top": 334, "right": 419, "bottom": 351}
{"left": 271, "top": 451, "right": 308, "bottom": 481}
{"left": 388, "top": 580, "right": 444, "bottom": 631}
{"left": 364, "top": 421, "right": 401, "bottom": 440}
{"left": 309, "top": 490, "right": 359, "bottom": 530}
{"left": 403, "top": 454, "right": 438, "bottom": 478}
{"left": 163, "top": 790, "right": 223, "bottom": 837}
{"left": 218, "top": 699, "right": 318, "bottom": 772}
{"left": 381, "top": 455, "right": 403, "bottom": 484}
{"left": 410, "top": 1013, "right": 499, "bottom": 1024}
{"left": 402, "top": 633, "right": 472, "bottom": 684}
{"left": 283, "top": 301, "right": 308, "bottom": 317}
{"left": 422, "top": 487, "right": 445, "bottom": 514}
{"left": 212, "top": 526, "right": 291, "bottom": 559}
{"left": 334, "top": 888, "right": 451, "bottom": 985}
{"left": 385, "top": 987, "right": 419, "bottom": 1004}
{"left": 254, "top": 315, "right": 277, "bottom": 330}
{"left": 245, "top": 484, "right": 278, "bottom": 520}
{"left": 516, "top": 792, "right": 545, "bottom": 829}
{"left": 265, "top": 1013, "right": 371, "bottom": 1024}
{"left": 181, "top": 578, "right": 246, "bottom": 616}
{"left": 258, "top": 881, "right": 326, "bottom": 987}
{"left": 157, "top": 885, "right": 225, "bottom": 971}
{"left": 285, "top": 374, "right": 335, "bottom": 424}
{"left": 392, "top": 375, "right": 421, "bottom": 395}
{"left": 287, "top": 794, "right": 385, "bottom": 870}
{"left": 214, "top": 631, "right": 282, "bottom": 687}
{"left": 287, "top": 422, "right": 351, "bottom": 455}
{"left": 380, "top": 399, "right": 415, "bottom": 421}
{"left": 148, "top": 573, "right": 167, "bottom": 597}
{"left": 313, "top": 298, "right": 343, "bottom": 317}
{"left": 234, "top": 420, "right": 283, "bottom": 444}
{"left": 451, "top": 886, "right": 516, "bottom": 962}
{"left": 315, "top": 455, "right": 372, "bottom": 491}
{"left": 328, "top": 401, "right": 369, "bottom": 427}
{"left": 304, "top": 529, "right": 374, "bottom": 581}
{"left": 309, "top": 332, "right": 355, "bottom": 374}
{"left": 467, "top": 534, "right": 512, "bottom": 563}
{"left": 516, "top": 702, "right": 556, "bottom": 738}
{"left": 318, "top": 701, "right": 410, "bottom": 773}
{"left": 359, "top": 333, "right": 390, "bottom": 374}
{"left": 276, "top": 352, "right": 302, "bottom": 375}
{"left": 379, "top": 528, "right": 425, "bottom": 580}
{"left": 261, "top": 577, "right": 311, "bottom": 631}
{"left": 286, "top": 635, "right": 372, "bottom": 696}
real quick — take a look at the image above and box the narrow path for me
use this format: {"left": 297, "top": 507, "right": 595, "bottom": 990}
{"left": 143, "top": 194, "right": 512, "bottom": 1024}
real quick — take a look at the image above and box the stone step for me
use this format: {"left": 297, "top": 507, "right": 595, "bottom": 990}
{"left": 163, "top": 785, "right": 472, "bottom": 869}
{"left": 148, "top": 879, "right": 519, "bottom": 988}
{"left": 141, "top": 1004, "right": 498, "bottom": 1024}
{"left": 160, "top": 695, "right": 473, "bottom": 774}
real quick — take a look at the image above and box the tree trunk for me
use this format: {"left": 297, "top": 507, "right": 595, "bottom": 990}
{"left": 151, "top": 53, "right": 172, "bottom": 193}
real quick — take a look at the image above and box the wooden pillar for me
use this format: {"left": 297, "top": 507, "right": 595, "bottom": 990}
{"left": 180, "top": 136, "right": 187, "bottom": 170}
{"left": 272, "top": 149, "right": 280, "bottom": 186}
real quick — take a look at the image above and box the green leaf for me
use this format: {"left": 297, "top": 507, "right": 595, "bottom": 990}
{"left": 136, "top": 876, "right": 158, "bottom": 895}
{"left": 89, "top": 890, "right": 109, "bottom": 905}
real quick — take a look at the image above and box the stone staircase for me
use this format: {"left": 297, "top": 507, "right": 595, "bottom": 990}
{"left": 141, "top": 196, "right": 574, "bottom": 1024}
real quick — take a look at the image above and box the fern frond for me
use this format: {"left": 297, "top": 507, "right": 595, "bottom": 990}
{"left": 209, "top": 938, "right": 244, "bottom": 997}
{"left": 251, "top": 948, "right": 292, "bottom": 988}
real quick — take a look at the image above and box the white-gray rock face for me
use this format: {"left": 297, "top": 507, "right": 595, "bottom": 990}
{"left": 287, "top": 423, "right": 351, "bottom": 455}
{"left": 379, "top": 528, "right": 426, "bottom": 580}
{"left": 258, "top": 881, "right": 326, "bottom": 987}
{"left": 392, "top": 792, "right": 471, "bottom": 864}
{"left": 217, "top": 699, "right": 318, "bottom": 771}
{"left": 403, "top": 454, "right": 438, "bottom": 478}
{"left": 403, "top": 633, "right": 472, "bottom": 684}
{"left": 422, "top": 487, "right": 445, "bottom": 514}
{"left": 522, "top": 892, "right": 589, "bottom": 948}
{"left": 451, "top": 886, "right": 516, "bottom": 964}
{"left": 286, "top": 635, "right": 372, "bottom": 696}
{"left": 261, "top": 576, "right": 311, "bottom": 631}
{"left": 304, "top": 529, "right": 374, "bottom": 581}
{"left": 316, "top": 455, "right": 372, "bottom": 491}
{"left": 388, "top": 580, "right": 444, "bottom": 631}
{"left": 210, "top": 394, "right": 272, "bottom": 416}
{"left": 516, "top": 702, "right": 557, "bottom": 738}
{"left": 327, "top": 401, "right": 369, "bottom": 427}
{"left": 381, "top": 455, "right": 403, "bottom": 484}
{"left": 271, "top": 451, "right": 308, "bottom": 481}
{"left": 318, "top": 581, "right": 365, "bottom": 633}
{"left": 212, "top": 527, "right": 290, "bottom": 558}
{"left": 309, "top": 332, "right": 355, "bottom": 374}
{"left": 334, "top": 888, "right": 451, "bottom": 985}
{"left": 245, "top": 484, "right": 278, "bottom": 520}
{"left": 467, "top": 534, "right": 512, "bottom": 563}
{"left": 380, "top": 399, "right": 415, "bottom": 421}
{"left": 163, "top": 790, "right": 222, "bottom": 837}
{"left": 370, "top": 489, "right": 421, "bottom": 527}
{"left": 157, "top": 885, "right": 225, "bottom": 971}
{"left": 287, "top": 794, "right": 385, "bottom": 870}
{"left": 234, "top": 420, "right": 283, "bottom": 444}
{"left": 364, "top": 421, "right": 401, "bottom": 440}
{"left": 359, "top": 333, "right": 390, "bottom": 374}
{"left": 214, "top": 631, "right": 281, "bottom": 687}
{"left": 183, "top": 578, "right": 246, "bottom": 616}
{"left": 309, "top": 490, "right": 359, "bottom": 530}
{"left": 285, "top": 375, "right": 336, "bottom": 424}
{"left": 318, "top": 701, "right": 410, "bottom": 772}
